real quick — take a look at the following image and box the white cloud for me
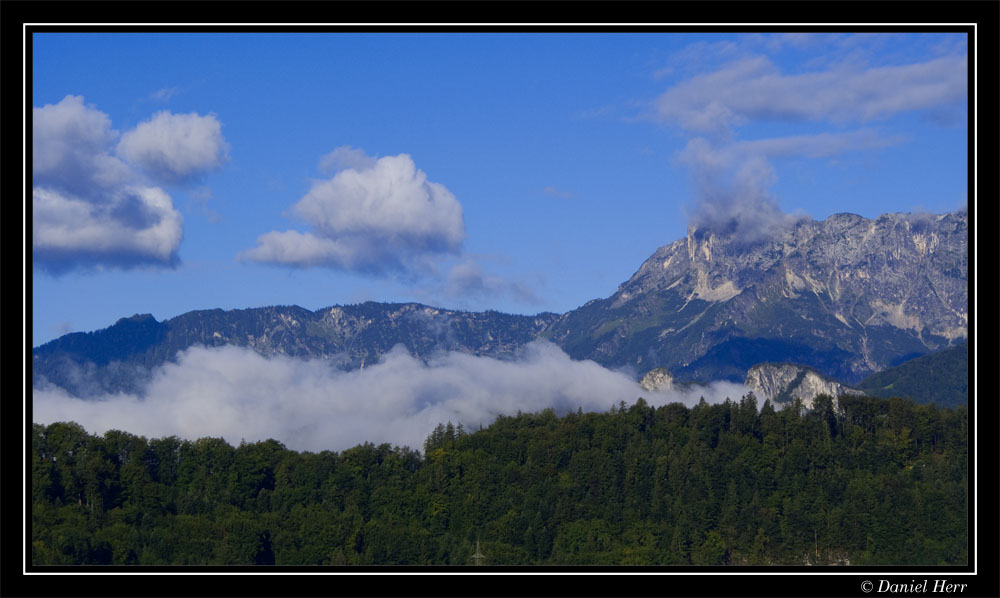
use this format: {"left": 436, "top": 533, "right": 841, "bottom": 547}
{"left": 733, "top": 129, "right": 905, "bottom": 159}
{"left": 248, "top": 150, "right": 542, "bottom": 303}
{"left": 297, "top": 154, "right": 463, "bottom": 247}
{"left": 244, "top": 151, "right": 465, "bottom": 274}
{"left": 33, "top": 186, "right": 183, "bottom": 267}
{"left": 32, "top": 95, "right": 133, "bottom": 193}
{"left": 240, "top": 230, "right": 358, "bottom": 268}
{"left": 32, "top": 341, "right": 750, "bottom": 453}
{"left": 650, "top": 44, "right": 964, "bottom": 243}
{"left": 116, "top": 110, "right": 229, "bottom": 184}
{"left": 654, "top": 54, "right": 967, "bottom": 133}
{"left": 32, "top": 96, "right": 188, "bottom": 272}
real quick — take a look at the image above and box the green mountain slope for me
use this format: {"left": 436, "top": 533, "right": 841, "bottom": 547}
{"left": 856, "top": 342, "right": 968, "bottom": 407}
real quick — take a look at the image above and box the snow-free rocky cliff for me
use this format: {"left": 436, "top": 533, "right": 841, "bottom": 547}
{"left": 744, "top": 363, "right": 865, "bottom": 409}
{"left": 639, "top": 367, "right": 675, "bottom": 392}
{"left": 546, "top": 210, "right": 967, "bottom": 384}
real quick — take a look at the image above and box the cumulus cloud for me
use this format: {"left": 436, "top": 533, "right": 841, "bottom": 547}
{"left": 248, "top": 148, "right": 543, "bottom": 304}
{"left": 33, "top": 186, "right": 183, "bottom": 270}
{"left": 32, "top": 96, "right": 192, "bottom": 273}
{"left": 116, "top": 110, "right": 229, "bottom": 184}
{"left": 239, "top": 230, "right": 364, "bottom": 268}
{"left": 243, "top": 150, "right": 465, "bottom": 274}
{"left": 33, "top": 96, "right": 229, "bottom": 272}
{"left": 33, "top": 95, "right": 133, "bottom": 194}
{"left": 32, "top": 341, "right": 750, "bottom": 453}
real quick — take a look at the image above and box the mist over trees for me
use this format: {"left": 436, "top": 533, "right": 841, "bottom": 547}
{"left": 31, "top": 394, "right": 967, "bottom": 566}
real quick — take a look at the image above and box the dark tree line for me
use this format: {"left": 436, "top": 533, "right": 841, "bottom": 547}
{"left": 31, "top": 394, "right": 967, "bottom": 566}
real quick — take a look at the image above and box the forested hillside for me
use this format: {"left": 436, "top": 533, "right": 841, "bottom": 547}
{"left": 857, "top": 342, "right": 969, "bottom": 407}
{"left": 31, "top": 395, "right": 967, "bottom": 566}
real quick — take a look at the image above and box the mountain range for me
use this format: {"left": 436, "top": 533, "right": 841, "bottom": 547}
{"left": 33, "top": 209, "right": 969, "bottom": 405}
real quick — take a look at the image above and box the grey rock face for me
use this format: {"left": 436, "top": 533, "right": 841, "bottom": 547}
{"left": 744, "top": 363, "right": 864, "bottom": 409}
{"left": 639, "top": 367, "right": 675, "bottom": 392}
{"left": 548, "top": 210, "right": 967, "bottom": 384}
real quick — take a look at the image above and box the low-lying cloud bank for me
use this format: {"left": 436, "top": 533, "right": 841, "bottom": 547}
{"left": 33, "top": 341, "right": 750, "bottom": 453}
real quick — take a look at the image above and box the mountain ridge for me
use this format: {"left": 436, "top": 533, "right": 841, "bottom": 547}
{"left": 33, "top": 302, "right": 560, "bottom": 396}
{"left": 33, "top": 209, "right": 968, "bottom": 400}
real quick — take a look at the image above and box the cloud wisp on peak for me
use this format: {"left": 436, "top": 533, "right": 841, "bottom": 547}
{"left": 649, "top": 39, "right": 967, "bottom": 244}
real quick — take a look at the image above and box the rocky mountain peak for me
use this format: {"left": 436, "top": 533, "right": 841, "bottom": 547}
{"left": 550, "top": 209, "right": 966, "bottom": 384}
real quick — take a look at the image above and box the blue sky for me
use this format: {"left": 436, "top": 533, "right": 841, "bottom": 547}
{"left": 30, "top": 31, "right": 969, "bottom": 346}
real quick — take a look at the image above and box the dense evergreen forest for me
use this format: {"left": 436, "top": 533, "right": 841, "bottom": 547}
{"left": 31, "top": 394, "right": 967, "bottom": 566}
